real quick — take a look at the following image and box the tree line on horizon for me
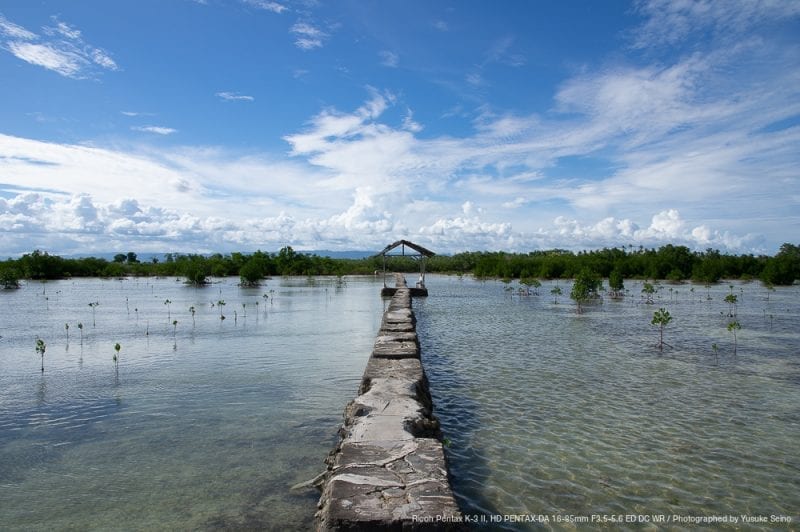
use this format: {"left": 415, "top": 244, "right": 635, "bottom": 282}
{"left": 1, "top": 243, "right": 798, "bottom": 288}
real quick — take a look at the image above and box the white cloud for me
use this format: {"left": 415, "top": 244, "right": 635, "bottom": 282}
{"left": 545, "top": 209, "right": 763, "bottom": 252}
{"left": 401, "top": 108, "right": 423, "bottom": 133}
{"left": 290, "top": 22, "right": 327, "bottom": 50}
{"left": 466, "top": 72, "right": 484, "bottom": 86}
{"left": 132, "top": 126, "right": 178, "bottom": 135}
{"left": 216, "top": 91, "right": 255, "bottom": 102}
{"left": 0, "top": 14, "right": 117, "bottom": 78}
{"left": 90, "top": 48, "right": 117, "bottom": 70}
{"left": 502, "top": 197, "right": 527, "bottom": 209}
{"left": 243, "top": 0, "right": 288, "bottom": 14}
{"left": 50, "top": 20, "right": 81, "bottom": 40}
{"left": 2, "top": 35, "right": 798, "bottom": 259}
{"left": 0, "top": 14, "right": 36, "bottom": 39}
{"left": 632, "top": 0, "right": 800, "bottom": 49}
{"left": 379, "top": 50, "right": 398, "bottom": 68}
{"left": 7, "top": 41, "right": 85, "bottom": 77}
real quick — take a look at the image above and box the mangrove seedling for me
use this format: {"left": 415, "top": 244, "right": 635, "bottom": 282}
{"left": 89, "top": 301, "right": 99, "bottom": 326}
{"left": 642, "top": 282, "right": 655, "bottom": 304}
{"left": 218, "top": 300, "right": 226, "bottom": 319}
{"left": 35, "top": 338, "right": 46, "bottom": 372}
{"left": 712, "top": 343, "right": 719, "bottom": 360}
{"left": 551, "top": 285, "right": 562, "bottom": 304}
{"left": 164, "top": 299, "right": 172, "bottom": 320}
{"left": 765, "top": 283, "right": 775, "bottom": 301}
{"left": 77, "top": 322, "right": 84, "bottom": 344}
{"left": 727, "top": 320, "right": 741, "bottom": 355}
{"left": 651, "top": 308, "right": 672, "bottom": 351}
{"left": 113, "top": 342, "right": 121, "bottom": 367}
{"left": 65, "top": 323, "right": 69, "bottom": 342}
{"left": 172, "top": 320, "right": 178, "bottom": 337}
{"left": 724, "top": 293, "right": 738, "bottom": 317}
{"left": 189, "top": 306, "right": 196, "bottom": 326}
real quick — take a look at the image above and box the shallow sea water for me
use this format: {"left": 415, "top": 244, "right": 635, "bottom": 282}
{"left": 0, "top": 275, "right": 384, "bottom": 530}
{"left": 1, "top": 274, "right": 798, "bottom": 530}
{"left": 416, "top": 276, "right": 800, "bottom": 530}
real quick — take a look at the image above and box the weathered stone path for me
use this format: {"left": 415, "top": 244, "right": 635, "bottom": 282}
{"left": 315, "top": 274, "right": 463, "bottom": 531}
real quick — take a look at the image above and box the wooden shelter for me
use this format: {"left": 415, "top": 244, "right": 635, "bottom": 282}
{"left": 376, "top": 240, "right": 435, "bottom": 296}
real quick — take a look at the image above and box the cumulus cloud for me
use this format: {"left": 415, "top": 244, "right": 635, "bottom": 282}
{"left": 2, "top": 44, "right": 797, "bottom": 257}
{"left": 544, "top": 209, "right": 762, "bottom": 252}
{"left": 0, "top": 14, "right": 117, "bottom": 78}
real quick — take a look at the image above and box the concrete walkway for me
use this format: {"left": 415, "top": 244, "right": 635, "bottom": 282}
{"left": 315, "top": 275, "right": 463, "bottom": 530}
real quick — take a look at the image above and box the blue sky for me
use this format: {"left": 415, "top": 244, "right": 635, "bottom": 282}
{"left": 1, "top": 0, "right": 799, "bottom": 256}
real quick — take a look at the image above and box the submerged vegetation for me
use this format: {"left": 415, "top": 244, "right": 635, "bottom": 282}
{"left": 1, "top": 243, "right": 798, "bottom": 285}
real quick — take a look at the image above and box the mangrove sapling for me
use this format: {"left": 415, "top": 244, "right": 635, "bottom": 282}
{"left": 172, "top": 320, "right": 178, "bottom": 337}
{"left": 164, "top": 299, "right": 172, "bottom": 321}
{"left": 65, "top": 323, "right": 69, "bottom": 342}
{"left": 651, "top": 308, "right": 673, "bottom": 351}
{"left": 113, "top": 342, "right": 121, "bottom": 368}
{"left": 189, "top": 306, "right": 196, "bottom": 326}
{"left": 35, "top": 338, "right": 46, "bottom": 372}
{"left": 77, "top": 322, "right": 83, "bottom": 344}
{"left": 570, "top": 269, "right": 601, "bottom": 314}
{"left": 0, "top": 267, "right": 21, "bottom": 289}
{"left": 609, "top": 270, "right": 624, "bottom": 299}
{"left": 727, "top": 320, "right": 741, "bottom": 355}
{"left": 218, "top": 300, "right": 226, "bottom": 320}
{"left": 520, "top": 277, "right": 541, "bottom": 296}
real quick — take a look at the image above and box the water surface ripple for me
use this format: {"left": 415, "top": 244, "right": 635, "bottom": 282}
{"left": 0, "top": 276, "right": 383, "bottom": 530}
{"left": 416, "top": 276, "right": 799, "bottom": 530}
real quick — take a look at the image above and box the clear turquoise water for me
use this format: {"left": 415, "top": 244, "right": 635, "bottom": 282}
{"left": 0, "top": 276, "right": 384, "bottom": 530}
{"left": 2, "top": 275, "right": 798, "bottom": 530}
{"left": 415, "top": 276, "right": 800, "bottom": 530}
